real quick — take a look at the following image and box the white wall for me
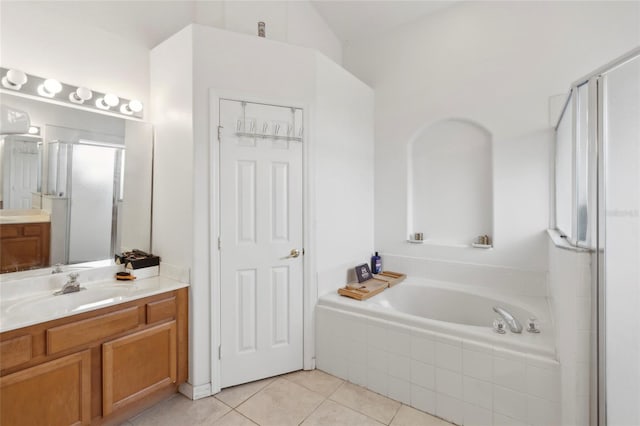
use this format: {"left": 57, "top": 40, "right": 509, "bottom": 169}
{"left": 343, "top": 1, "right": 640, "bottom": 273}
{"left": 191, "top": 24, "right": 316, "bottom": 390}
{"left": 151, "top": 24, "right": 373, "bottom": 392}
{"left": 0, "top": 2, "right": 150, "bottom": 109}
{"left": 547, "top": 238, "right": 592, "bottom": 426}
{"left": 195, "top": 1, "right": 342, "bottom": 64}
{"left": 0, "top": 0, "right": 341, "bottom": 117}
{"left": 149, "top": 25, "right": 199, "bottom": 387}
{"left": 314, "top": 54, "right": 375, "bottom": 295}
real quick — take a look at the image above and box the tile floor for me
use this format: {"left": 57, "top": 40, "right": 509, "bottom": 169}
{"left": 123, "top": 370, "right": 455, "bottom": 426}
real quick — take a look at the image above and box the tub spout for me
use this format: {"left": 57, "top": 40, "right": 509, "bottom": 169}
{"left": 493, "top": 306, "right": 523, "bottom": 333}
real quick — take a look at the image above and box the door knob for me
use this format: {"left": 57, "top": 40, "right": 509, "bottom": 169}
{"left": 288, "top": 249, "right": 300, "bottom": 258}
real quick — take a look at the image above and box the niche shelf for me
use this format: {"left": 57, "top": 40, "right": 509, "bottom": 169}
{"left": 407, "top": 118, "right": 493, "bottom": 248}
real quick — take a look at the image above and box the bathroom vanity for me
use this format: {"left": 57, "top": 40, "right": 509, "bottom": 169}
{"left": 0, "top": 210, "right": 52, "bottom": 273}
{"left": 0, "top": 276, "right": 188, "bottom": 426}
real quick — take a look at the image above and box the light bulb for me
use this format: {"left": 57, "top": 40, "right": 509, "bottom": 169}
{"left": 69, "top": 87, "right": 92, "bottom": 104}
{"left": 96, "top": 93, "right": 120, "bottom": 110}
{"left": 104, "top": 93, "right": 119, "bottom": 107}
{"left": 1, "top": 69, "right": 28, "bottom": 90}
{"left": 128, "top": 99, "right": 143, "bottom": 113}
{"left": 37, "top": 78, "right": 63, "bottom": 98}
{"left": 120, "top": 99, "right": 143, "bottom": 115}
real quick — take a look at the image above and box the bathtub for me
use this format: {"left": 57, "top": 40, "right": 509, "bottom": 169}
{"left": 315, "top": 277, "right": 560, "bottom": 426}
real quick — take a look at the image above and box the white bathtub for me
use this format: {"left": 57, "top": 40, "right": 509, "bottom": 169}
{"left": 315, "top": 277, "right": 560, "bottom": 426}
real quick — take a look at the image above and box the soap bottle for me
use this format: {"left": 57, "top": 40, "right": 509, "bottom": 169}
{"left": 371, "top": 252, "right": 382, "bottom": 274}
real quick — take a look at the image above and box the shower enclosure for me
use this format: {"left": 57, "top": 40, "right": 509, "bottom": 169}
{"left": 598, "top": 51, "right": 640, "bottom": 426}
{"left": 47, "top": 137, "right": 124, "bottom": 264}
{"left": 556, "top": 47, "right": 640, "bottom": 425}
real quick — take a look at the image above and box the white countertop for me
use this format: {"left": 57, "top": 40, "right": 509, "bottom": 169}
{"left": 0, "top": 209, "right": 51, "bottom": 224}
{"left": 0, "top": 275, "right": 189, "bottom": 333}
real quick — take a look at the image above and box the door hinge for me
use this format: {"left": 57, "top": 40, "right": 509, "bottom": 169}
{"left": 218, "top": 345, "right": 222, "bottom": 360}
{"left": 218, "top": 236, "right": 221, "bottom": 250}
{"left": 217, "top": 125, "right": 223, "bottom": 141}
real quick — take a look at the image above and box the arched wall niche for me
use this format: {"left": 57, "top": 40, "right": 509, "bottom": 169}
{"left": 407, "top": 118, "right": 493, "bottom": 247}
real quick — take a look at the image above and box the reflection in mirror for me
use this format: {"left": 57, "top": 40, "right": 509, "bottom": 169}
{"left": 0, "top": 93, "right": 153, "bottom": 274}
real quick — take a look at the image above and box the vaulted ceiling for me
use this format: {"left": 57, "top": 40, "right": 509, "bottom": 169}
{"left": 2, "top": 1, "right": 456, "bottom": 49}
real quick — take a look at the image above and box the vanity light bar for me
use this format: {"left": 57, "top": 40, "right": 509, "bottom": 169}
{"left": 0, "top": 67, "right": 143, "bottom": 119}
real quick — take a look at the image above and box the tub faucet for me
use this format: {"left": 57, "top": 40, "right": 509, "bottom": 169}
{"left": 54, "top": 273, "right": 82, "bottom": 295}
{"left": 493, "top": 306, "right": 523, "bottom": 333}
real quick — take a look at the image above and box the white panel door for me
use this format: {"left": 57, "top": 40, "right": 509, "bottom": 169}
{"left": 219, "top": 99, "right": 304, "bottom": 388}
{"left": 7, "top": 140, "right": 39, "bottom": 209}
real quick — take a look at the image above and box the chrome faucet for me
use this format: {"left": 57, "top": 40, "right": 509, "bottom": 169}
{"left": 493, "top": 306, "right": 523, "bottom": 333}
{"left": 54, "top": 273, "right": 82, "bottom": 295}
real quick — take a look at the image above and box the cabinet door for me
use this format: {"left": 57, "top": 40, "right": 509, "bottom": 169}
{"left": 102, "top": 321, "right": 176, "bottom": 416}
{"left": 0, "top": 350, "right": 91, "bottom": 426}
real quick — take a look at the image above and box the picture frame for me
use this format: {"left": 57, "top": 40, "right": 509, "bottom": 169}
{"left": 355, "top": 263, "right": 373, "bottom": 283}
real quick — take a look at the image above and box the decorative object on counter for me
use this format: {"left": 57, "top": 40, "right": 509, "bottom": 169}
{"left": 258, "top": 21, "right": 266, "bottom": 37}
{"left": 115, "top": 250, "right": 160, "bottom": 270}
{"left": 370, "top": 251, "right": 382, "bottom": 274}
{"left": 115, "top": 271, "right": 136, "bottom": 281}
{"left": 355, "top": 263, "right": 373, "bottom": 283}
{"left": 472, "top": 234, "right": 492, "bottom": 248}
{"left": 407, "top": 232, "right": 425, "bottom": 244}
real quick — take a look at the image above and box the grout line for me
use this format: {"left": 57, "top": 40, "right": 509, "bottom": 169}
{"left": 328, "top": 381, "right": 397, "bottom": 425}
{"left": 387, "top": 403, "right": 403, "bottom": 425}
{"left": 296, "top": 392, "right": 329, "bottom": 425}
{"left": 231, "top": 409, "right": 260, "bottom": 425}
{"left": 226, "top": 377, "right": 277, "bottom": 409}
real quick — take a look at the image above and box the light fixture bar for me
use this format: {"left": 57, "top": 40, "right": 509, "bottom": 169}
{"left": 0, "top": 67, "right": 143, "bottom": 119}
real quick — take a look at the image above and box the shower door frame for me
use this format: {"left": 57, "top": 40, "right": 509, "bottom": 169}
{"left": 589, "top": 47, "right": 640, "bottom": 426}
{"left": 554, "top": 46, "right": 640, "bottom": 426}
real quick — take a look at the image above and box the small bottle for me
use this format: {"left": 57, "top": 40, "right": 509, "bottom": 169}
{"left": 371, "top": 252, "right": 382, "bottom": 274}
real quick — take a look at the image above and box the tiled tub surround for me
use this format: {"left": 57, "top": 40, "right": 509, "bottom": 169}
{"left": 316, "top": 278, "right": 560, "bottom": 426}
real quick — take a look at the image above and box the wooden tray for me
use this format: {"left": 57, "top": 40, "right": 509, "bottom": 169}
{"left": 338, "top": 278, "right": 388, "bottom": 301}
{"left": 373, "top": 271, "right": 406, "bottom": 287}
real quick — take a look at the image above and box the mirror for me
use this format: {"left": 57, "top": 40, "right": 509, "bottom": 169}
{"left": 0, "top": 93, "right": 153, "bottom": 274}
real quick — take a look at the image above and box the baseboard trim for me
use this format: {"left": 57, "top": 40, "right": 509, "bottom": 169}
{"left": 179, "top": 382, "right": 213, "bottom": 400}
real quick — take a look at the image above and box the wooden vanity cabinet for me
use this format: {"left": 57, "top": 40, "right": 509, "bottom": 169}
{"left": 0, "top": 222, "right": 51, "bottom": 273}
{"left": 0, "top": 287, "right": 188, "bottom": 425}
{"left": 0, "top": 350, "right": 91, "bottom": 426}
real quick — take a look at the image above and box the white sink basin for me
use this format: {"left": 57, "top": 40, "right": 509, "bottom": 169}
{"left": 5, "top": 285, "right": 137, "bottom": 317}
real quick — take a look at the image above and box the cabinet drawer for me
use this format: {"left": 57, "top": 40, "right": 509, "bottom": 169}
{"left": 47, "top": 307, "right": 139, "bottom": 355}
{"left": 23, "top": 225, "right": 42, "bottom": 236}
{"left": 0, "top": 335, "right": 32, "bottom": 370}
{"left": 0, "top": 226, "right": 21, "bottom": 238}
{"left": 146, "top": 297, "right": 176, "bottom": 324}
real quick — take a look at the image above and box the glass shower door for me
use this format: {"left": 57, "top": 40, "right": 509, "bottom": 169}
{"left": 68, "top": 144, "right": 118, "bottom": 263}
{"left": 600, "top": 54, "right": 640, "bottom": 426}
